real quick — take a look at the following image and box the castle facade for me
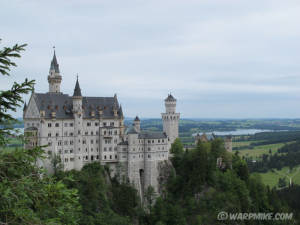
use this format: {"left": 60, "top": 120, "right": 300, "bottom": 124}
{"left": 23, "top": 52, "right": 180, "bottom": 195}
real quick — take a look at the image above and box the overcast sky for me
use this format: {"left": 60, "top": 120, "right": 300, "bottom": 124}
{"left": 2, "top": 0, "right": 300, "bottom": 118}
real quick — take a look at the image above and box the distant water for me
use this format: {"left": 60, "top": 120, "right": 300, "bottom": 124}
{"left": 193, "top": 129, "right": 274, "bottom": 136}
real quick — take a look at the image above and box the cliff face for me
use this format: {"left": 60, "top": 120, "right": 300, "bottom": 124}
{"left": 157, "top": 160, "right": 175, "bottom": 196}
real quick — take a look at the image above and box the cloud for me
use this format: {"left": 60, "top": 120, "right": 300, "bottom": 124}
{"left": 2, "top": 0, "right": 300, "bottom": 118}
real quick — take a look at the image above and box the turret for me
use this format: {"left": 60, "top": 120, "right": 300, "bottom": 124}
{"left": 161, "top": 94, "right": 180, "bottom": 144}
{"left": 48, "top": 50, "right": 62, "bottom": 93}
{"left": 72, "top": 76, "right": 83, "bottom": 170}
{"left": 133, "top": 116, "right": 141, "bottom": 133}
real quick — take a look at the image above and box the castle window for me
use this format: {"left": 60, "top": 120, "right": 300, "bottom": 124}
{"left": 70, "top": 158, "right": 74, "bottom": 162}
{"left": 64, "top": 158, "right": 68, "bottom": 162}
{"left": 70, "top": 149, "right": 73, "bottom": 153}
{"left": 110, "top": 155, "right": 112, "bottom": 159}
{"left": 162, "top": 147, "right": 164, "bottom": 150}
{"left": 96, "top": 140, "right": 98, "bottom": 144}
{"left": 78, "top": 148, "right": 80, "bottom": 152}
{"left": 114, "top": 130, "right": 117, "bottom": 135}
{"left": 95, "top": 122, "right": 99, "bottom": 126}
{"left": 48, "top": 142, "right": 52, "bottom": 146}
{"left": 91, "top": 140, "right": 94, "bottom": 144}
{"left": 83, "top": 140, "right": 86, "bottom": 144}
{"left": 48, "top": 123, "right": 52, "bottom": 127}
{"left": 110, "top": 122, "right": 114, "bottom": 126}
{"left": 114, "top": 147, "right": 117, "bottom": 151}
{"left": 56, "top": 133, "right": 59, "bottom": 137}
{"left": 70, "top": 132, "right": 73, "bottom": 136}
{"left": 64, "top": 150, "right": 68, "bottom": 154}
{"left": 86, "top": 148, "right": 88, "bottom": 152}
{"left": 91, "top": 155, "right": 94, "bottom": 161}
{"left": 148, "top": 140, "right": 151, "bottom": 144}
{"left": 104, "top": 147, "right": 107, "bottom": 152}
{"left": 103, "top": 122, "right": 107, "bottom": 126}
{"left": 91, "top": 148, "right": 93, "bottom": 152}
{"left": 109, "top": 147, "right": 112, "bottom": 151}
{"left": 70, "top": 140, "right": 73, "bottom": 145}
{"left": 96, "top": 155, "right": 99, "bottom": 159}
{"left": 104, "top": 155, "right": 107, "bottom": 160}
{"left": 70, "top": 123, "right": 73, "bottom": 127}
{"left": 48, "top": 133, "right": 51, "bottom": 137}
{"left": 148, "top": 154, "right": 151, "bottom": 158}
{"left": 162, "top": 139, "right": 164, "bottom": 143}
{"left": 85, "top": 131, "right": 88, "bottom": 135}
{"left": 158, "top": 140, "right": 160, "bottom": 143}
{"left": 58, "top": 141, "right": 62, "bottom": 146}
{"left": 96, "top": 131, "right": 99, "bottom": 135}
{"left": 78, "top": 130, "right": 81, "bottom": 134}
{"left": 87, "top": 122, "right": 91, "bottom": 126}
{"left": 152, "top": 140, "right": 154, "bottom": 143}
{"left": 55, "top": 123, "right": 59, "bottom": 127}
{"left": 91, "top": 131, "right": 94, "bottom": 135}
{"left": 64, "top": 123, "right": 68, "bottom": 127}
{"left": 104, "top": 131, "right": 107, "bottom": 135}
{"left": 148, "top": 148, "right": 151, "bottom": 151}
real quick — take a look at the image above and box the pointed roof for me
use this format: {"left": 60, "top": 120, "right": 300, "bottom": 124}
{"left": 165, "top": 93, "right": 176, "bottom": 101}
{"left": 134, "top": 116, "right": 140, "bottom": 122}
{"left": 23, "top": 102, "right": 27, "bottom": 111}
{"left": 50, "top": 50, "right": 60, "bottom": 73}
{"left": 127, "top": 125, "right": 138, "bottom": 134}
{"left": 73, "top": 77, "right": 82, "bottom": 97}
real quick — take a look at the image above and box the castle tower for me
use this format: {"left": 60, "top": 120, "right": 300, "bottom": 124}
{"left": 133, "top": 116, "right": 140, "bottom": 133}
{"left": 48, "top": 50, "right": 62, "bottom": 93}
{"left": 72, "top": 77, "right": 83, "bottom": 170}
{"left": 161, "top": 94, "right": 180, "bottom": 144}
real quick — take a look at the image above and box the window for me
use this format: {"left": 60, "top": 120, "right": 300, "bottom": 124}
{"left": 48, "top": 123, "right": 52, "bottom": 127}
{"left": 104, "top": 147, "right": 107, "bottom": 152}
{"left": 148, "top": 148, "right": 151, "bottom": 151}
{"left": 70, "top": 132, "right": 73, "bottom": 136}
{"left": 70, "top": 149, "right": 73, "bottom": 153}
{"left": 96, "top": 155, "right": 99, "bottom": 159}
{"left": 152, "top": 140, "right": 154, "bottom": 143}
{"left": 48, "top": 142, "right": 52, "bottom": 146}
{"left": 87, "top": 122, "right": 91, "bottom": 126}
{"left": 91, "top": 140, "right": 94, "bottom": 144}
{"left": 110, "top": 122, "right": 114, "bottom": 126}
{"left": 114, "top": 130, "right": 117, "bottom": 135}
{"left": 103, "top": 122, "right": 107, "bottom": 126}
{"left": 109, "top": 147, "right": 112, "bottom": 151}
{"left": 162, "top": 139, "right": 164, "bottom": 143}
{"left": 96, "top": 131, "right": 99, "bottom": 135}
{"left": 86, "top": 148, "right": 88, "bottom": 152}
{"left": 58, "top": 141, "right": 62, "bottom": 146}
{"left": 95, "top": 122, "right": 99, "bottom": 126}
{"left": 148, "top": 154, "right": 151, "bottom": 158}
{"left": 115, "top": 155, "right": 117, "bottom": 159}
{"left": 55, "top": 123, "right": 59, "bottom": 127}
{"left": 64, "top": 150, "right": 68, "bottom": 154}
{"left": 91, "top": 131, "right": 94, "bottom": 135}
{"left": 70, "top": 158, "right": 74, "bottom": 162}
{"left": 114, "top": 147, "right": 117, "bottom": 151}
{"left": 104, "top": 155, "right": 107, "bottom": 160}
{"left": 96, "top": 140, "right": 98, "bottom": 144}
{"left": 110, "top": 155, "right": 112, "bottom": 159}
{"left": 83, "top": 140, "right": 86, "bottom": 144}
{"left": 114, "top": 139, "right": 117, "bottom": 144}
{"left": 78, "top": 130, "right": 81, "bottom": 134}
{"left": 64, "top": 123, "right": 68, "bottom": 127}
{"left": 56, "top": 133, "right": 59, "bottom": 137}
{"left": 70, "top": 140, "right": 74, "bottom": 145}
{"left": 48, "top": 133, "right": 51, "bottom": 137}
{"left": 85, "top": 131, "right": 88, "bottom": 135}
{"left": 148, "top": 140, "right": 151, "bottom": 144}
{"left": 64, "top": 131, "right": 68, "bottom": 136}
{"left": 65, "top": 158, "right": 68, "bottom": 162}
{"left": 91, "top": 148, "right": 93, "bottom": 152}
{"left": 158, "top": 140, "right": 160, "bottom": 143}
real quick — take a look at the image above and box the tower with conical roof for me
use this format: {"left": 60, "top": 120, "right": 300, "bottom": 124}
{"left": 48, "top": 50, "right": 62, "bottom": 93}
{"left": 161, "top": 94, "right": 180, "bottom": 144}
{"left": 72, "top": 76, "right": 83, "bottom": 170}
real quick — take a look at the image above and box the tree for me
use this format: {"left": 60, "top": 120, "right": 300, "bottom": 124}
{"left": 0, "top": 40, "right": 35, "bottom": 146}
{"left": 0, "top": 41, "right": 81, "bottom": 225}
{"left": 170, "top": 138, "right": 184, "bottom": 155}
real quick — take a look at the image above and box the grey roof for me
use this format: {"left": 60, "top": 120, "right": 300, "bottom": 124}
{"left": 73, "top": 78, "right": 82, "bottom": 97}
{"left": 23, "top": 102, "right": 27, "bottom": 111}
{"left": 165, "top": 94, "right": 176, "bottom": 101}
{"left": 50, "top": 51, "right": 60, "bottom": 73}
{"left": 138, "top": 131, "right": 167, "bottom": 139}
{"left": 134, "top": 116, "right": 140, "bottom": 121}
{"left": 33, "top": 92, "right": 123, "bottom": 119}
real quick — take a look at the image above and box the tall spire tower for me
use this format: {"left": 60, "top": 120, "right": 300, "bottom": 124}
{"left": 48, "top": 48, "right": 62, "bottom": 93}
{"left": 161, "top": 94, "right": 180, "bottom": 144}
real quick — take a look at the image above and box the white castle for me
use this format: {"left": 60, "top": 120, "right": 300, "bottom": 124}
{"left": 23, "top": 51, "right": 180, "bottom": 196}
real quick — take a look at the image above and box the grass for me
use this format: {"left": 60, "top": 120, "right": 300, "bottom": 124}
{"left": 258, "top": 166, "right": 300, "bottom": 188}
{"left": 233, "top": 142, "right": 286, "bottom": 158}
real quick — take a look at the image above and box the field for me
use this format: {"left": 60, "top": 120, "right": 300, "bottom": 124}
{"left": 232, "top": 141, "right": 287, "bottom": 158}
{"left": 0, "top": 137, "right": 23, "bottom": 152}
{"left": 258, "top": 166, "right": 300, "bottom": 188}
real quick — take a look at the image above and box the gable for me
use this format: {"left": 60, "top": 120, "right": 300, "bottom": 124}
{"left": 24, "top": 94, "right": 40, "bottom": 119}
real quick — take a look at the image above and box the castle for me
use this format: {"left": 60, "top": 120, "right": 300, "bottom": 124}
{"left": 23, "top": 51, "right": 180, "bottom": 196}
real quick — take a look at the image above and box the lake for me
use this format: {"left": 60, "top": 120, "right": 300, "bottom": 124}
{"left": 193, "top": 129, "right": 276, "bottom": 136}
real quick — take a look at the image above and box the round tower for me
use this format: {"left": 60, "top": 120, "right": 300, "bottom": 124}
{"left": 72, "top": 77, "right": 83, "bottom": 170}
{"left": 161, "top": 94, "right": 180, "bottom": 144}
{"left": 133, "top": 116, "right": 141, "bottom": 133}
{"left": 48, "top": 50, "right": 62, "bottom": 93}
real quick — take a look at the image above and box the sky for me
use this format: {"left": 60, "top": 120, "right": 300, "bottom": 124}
{"left": 1, "top": 0, "right": 300, "bottom": 118}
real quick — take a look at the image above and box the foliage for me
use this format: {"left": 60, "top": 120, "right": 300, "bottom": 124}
{"left": 0, "top": 40, "right": 35, "bottom": 146}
